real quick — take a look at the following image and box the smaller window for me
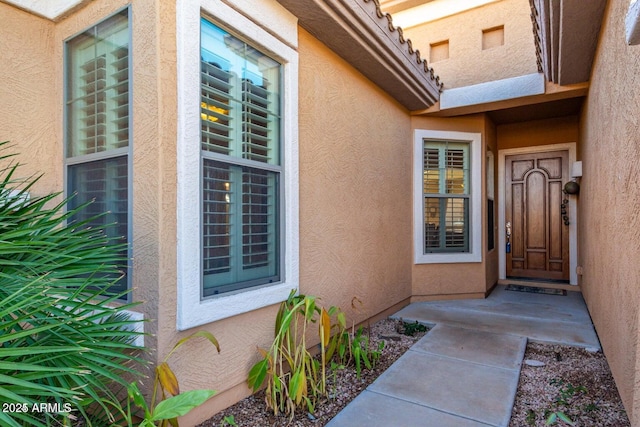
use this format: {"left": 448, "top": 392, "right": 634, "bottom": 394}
{"left": 482, "top": 26, "right": 504, "bottom": 50}
{"left": 430, "top": 40, "right": 449, "bottom": 63}
{"left": 413, "top": 130, "right": 482, "bottom": 264}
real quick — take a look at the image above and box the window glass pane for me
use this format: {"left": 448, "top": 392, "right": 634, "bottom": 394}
{"left": 424, "top": 142, "right": 469, "bottom": 195}
{"left": 66, "top": 10, "right": 129, "bottom": 157}
{"left": 200, "top": 19, "right": 281, "bottom": 165}
{"left": 68, "top": 156, "right": 129, "bottom": 294}
{"left": 424, "top": 197, "right": 469, "bottom": 253}
{"left": 424, "top": 198, "right": 441, "bottom": 249}
{"left": 423, "top": 148, "right": 440, "bottom": 194}
{"left": 202, "top": 161, "right": 232, "bottom": 278}
{"left": 445, "top": 148, "right": 467, "bottom": 194}
{"left": 202, "top": 159, "right": 279, "bottom": 296}
{"left": 443, "top": 197, "right": 468, "bottom": 250}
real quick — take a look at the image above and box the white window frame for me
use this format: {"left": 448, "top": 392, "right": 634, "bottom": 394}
{"left": 176, "top": 0, "right": 299, "bottom": 330}
{"left": 413, "top": 130, "right": 482, "bottom": 264}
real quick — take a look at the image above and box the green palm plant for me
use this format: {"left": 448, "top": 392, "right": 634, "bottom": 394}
{"left": 0, "top": 142, "right": 146, "bottom": 426}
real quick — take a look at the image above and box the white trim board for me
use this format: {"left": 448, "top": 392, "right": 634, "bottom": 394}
{"left": 498, "top": 143, "right": 578, "bottom": 285}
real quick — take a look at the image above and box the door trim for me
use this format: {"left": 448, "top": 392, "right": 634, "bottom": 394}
{"left": 498, "top": 143, "right": 578, "bottom": 285}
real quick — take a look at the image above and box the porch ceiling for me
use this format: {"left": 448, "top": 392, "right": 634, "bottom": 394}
{"left": 487, "top": 96, "right": 583, "bottom": 125}
{"left": 415, "top": 80, "right": 588, "bottom": 125}
{"left": 275, "top": 0, "right": 443, "bottom": 110}
{"left": 530, "top": 0, "right": 607, "bottom": 85}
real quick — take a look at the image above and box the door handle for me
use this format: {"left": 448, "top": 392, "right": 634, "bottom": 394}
{"left": 506, "top": 221, "right": 511, "bottom": 253}
{"left": 506, "top": 221, "right": 511, "bottom": 237}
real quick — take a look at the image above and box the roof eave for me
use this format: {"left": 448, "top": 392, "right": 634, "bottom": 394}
{"left": 530, "top": 0, "right": 607, "bottom": 85}
{"left": 276, "top": 0, "right": 443, "bottom": 110}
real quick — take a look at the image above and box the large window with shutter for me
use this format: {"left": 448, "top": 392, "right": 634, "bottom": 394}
{"left": 200, "top": 19, "right": 281, "bottom": 296}
{"left": 65, "top": 9, "right": 131, "bottom": 296}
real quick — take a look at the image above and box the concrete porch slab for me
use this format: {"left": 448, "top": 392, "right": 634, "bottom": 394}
{"left": 326, "top": 286, "right": 600, "bottom": 427}
{"left": 326, "top": 390, "right": 492, "bottom": 427}
{"left": 412, "top": 324, "right": 527, "bottom": 370}
{"left": 367, "top": 350, "right": 520, "bottom": 426}
{"left": 393, "top": 286, "right": 600, "bottom": 349}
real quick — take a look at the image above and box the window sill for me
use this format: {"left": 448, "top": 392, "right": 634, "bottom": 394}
{"left": 177, "top": 281, "right": 295, "bottom": 331}
{"left": 415, "top": 252, "right": 482, "bottom": 264}
{"left": 123, "top": 309, "right": 144, "bottom": 347}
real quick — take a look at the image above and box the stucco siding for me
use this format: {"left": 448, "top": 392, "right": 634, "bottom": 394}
{"left": 579, "top": 1, "right": 640, "bottom": 421}
{"left": 401, "top": 0, "right": 538, "bottom": 89}
{"left": 410, "top": 115, "right": 490, "bottom": 298}
{"left": 298, "top": 28, "right": 413, "bottom": 323}
{"left": 0, "top": 4, "right": 59, "bottom": 196}
{"left": 497, "top": 116, "right": 579, "bottom": 151}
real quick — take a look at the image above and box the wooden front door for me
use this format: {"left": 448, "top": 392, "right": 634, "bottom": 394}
{"left": 505, "top": 150, "right": 569, "bottom": 281}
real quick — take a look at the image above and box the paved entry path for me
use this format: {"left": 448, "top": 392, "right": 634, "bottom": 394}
{"left": 326, "top": 286, "right": 600, "bottom": 427}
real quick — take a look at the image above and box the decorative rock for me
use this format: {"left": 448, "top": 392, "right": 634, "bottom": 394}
{"left": 524, "top": 359, "right": 546, "bottom": 367}
{"left": 378, "top": 333, "right": 403, "bottom": 341}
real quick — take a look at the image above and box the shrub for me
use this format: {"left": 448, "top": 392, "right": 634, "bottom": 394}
{"left": 0, "top": 142, "right": 146, "bottom": 426}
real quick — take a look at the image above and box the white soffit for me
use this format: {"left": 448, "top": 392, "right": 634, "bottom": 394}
{"left": 390, "top": 0, "right": 501, "bottom": 28}
{"left": 2, "top": 0, "right": 86, "bottom": 20}
{"left": 440, "top": 73, "right": 545, "bottom": 110}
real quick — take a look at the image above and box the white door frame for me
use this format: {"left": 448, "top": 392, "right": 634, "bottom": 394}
{"left": 498, "top": 143, "right": 578, "bottom": 285}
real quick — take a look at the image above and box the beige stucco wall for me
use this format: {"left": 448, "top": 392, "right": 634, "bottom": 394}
{"left": 497, "top": 116, "right": 580, "bottom": 151}
{"left": 401, "top": 0, "right": 538, "bottom": 89}
{"left": 410, "top": 114, "right": 496, "bottom": 298}
{"left": 0, "top": 4, "right": 59, "bottom": 196}
{"left": 297, "top": 27, "right": 414, "bottom": 318}
{"left": 578, "top": 1, "right": 640, "bottom": 422}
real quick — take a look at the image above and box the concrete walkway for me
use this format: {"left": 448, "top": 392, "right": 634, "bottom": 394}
{"left": 326, "top": 285, "right": 600, "bottom": 427}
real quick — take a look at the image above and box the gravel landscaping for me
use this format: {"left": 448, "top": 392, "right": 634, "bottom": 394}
{"left": 197, "top": 318, "right": 629, "bottom": 427}
{"left": 509, "top": 342, "right": 630, "bottom": 426}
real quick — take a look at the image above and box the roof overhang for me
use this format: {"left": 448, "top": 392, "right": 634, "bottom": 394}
{"left": 0, "top": 0, "right": 90, "bottom": 21}
{"left": 530, "top": 0, "right": 607, "bottom": 85}
{"left": 275, "top": 0, "right": 443, "bottom": 110}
